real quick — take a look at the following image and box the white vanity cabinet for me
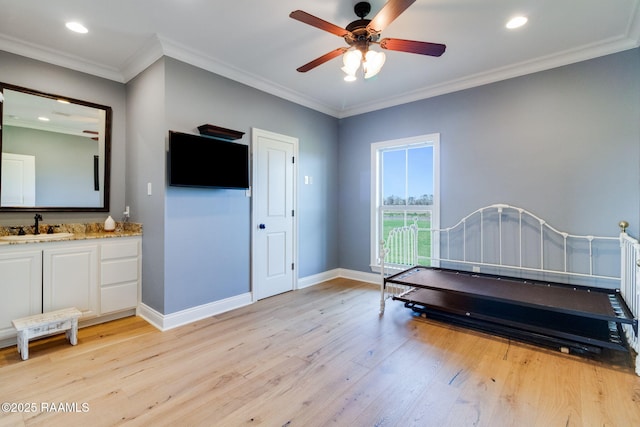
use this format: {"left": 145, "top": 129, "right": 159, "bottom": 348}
{"left": 100, "top": 238, "right": 140, "bottom": 314}
{"left": 0, "top": 235, "right": 142, "bottom": 345}
{"left": 0, "top": 249, "right": 42, "bottom": 340}
{"left": 43, "top": 243, "right": 99, "bottom": 318}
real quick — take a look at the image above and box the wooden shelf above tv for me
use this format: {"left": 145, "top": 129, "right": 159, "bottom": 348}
{"left": 197, "top": 124, "right": 245, "bottom": 140}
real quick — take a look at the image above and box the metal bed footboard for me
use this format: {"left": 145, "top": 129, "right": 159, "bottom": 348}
{"left": 620, "top": 231, "right": 640, "bottom": 375}
{"left": 379, "top": 222, "right": 419, "bottom": 314}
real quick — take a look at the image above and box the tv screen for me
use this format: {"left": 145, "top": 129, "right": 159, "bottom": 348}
{"left": 168, "top": 131, "right": 249, "bottom": 189}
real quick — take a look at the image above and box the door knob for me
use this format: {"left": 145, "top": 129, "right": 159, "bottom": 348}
{"left": 259, "top": 224, "right": 266, "bottom": 229}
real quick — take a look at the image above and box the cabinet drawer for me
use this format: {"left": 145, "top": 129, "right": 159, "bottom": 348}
{"left": 101, "top": 241, "right": 139, "bottom": 260}
{"left": 101, "top": 282, "right": 137, "bottom": 314}
{"left": 101, "top": 259, "right": 138, "bottom": 286}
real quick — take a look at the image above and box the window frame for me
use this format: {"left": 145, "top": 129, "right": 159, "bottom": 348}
{"left": 370, "top": 133, "right": 440, "bottom": 272}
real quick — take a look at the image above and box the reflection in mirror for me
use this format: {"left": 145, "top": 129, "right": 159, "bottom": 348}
{"left": 0, "top": 83, "right": 111, "bottom": 211}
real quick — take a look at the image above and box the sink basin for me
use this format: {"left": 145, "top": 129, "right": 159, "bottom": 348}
{"left": 0, "top": 232, "right": 74, "bottom": 242}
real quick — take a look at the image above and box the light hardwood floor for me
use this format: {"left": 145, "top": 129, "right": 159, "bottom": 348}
{"left": 1, "top": 278, "right": 639, "bottom": 427}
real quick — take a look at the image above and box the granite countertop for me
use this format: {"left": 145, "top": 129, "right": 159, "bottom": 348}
{"left": 0, "top": 222, "right": 142, "bottom": 245}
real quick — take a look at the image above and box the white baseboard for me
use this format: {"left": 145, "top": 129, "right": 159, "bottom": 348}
{"left": 334, "top": 268, "right": 380, "bottom": 285}
{"left": 138, "top": 292, "right": 253, "bottom": 331}
{"left": 138, "top": 269, "right": 379, "bottom": 332}
{"left": 297, "top": 268, "right": 342, "bottom": 288}
{"left": 298, "top": 268, "right": 379, "bottom": 288}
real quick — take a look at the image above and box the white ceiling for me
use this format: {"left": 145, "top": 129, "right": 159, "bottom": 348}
{"left": 0, "top": 0, "right": 638, "bottom": 118}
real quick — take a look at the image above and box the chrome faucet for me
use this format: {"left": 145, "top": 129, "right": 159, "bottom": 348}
{"left": 33, "top": 213, "right": 42, "bottom": 235}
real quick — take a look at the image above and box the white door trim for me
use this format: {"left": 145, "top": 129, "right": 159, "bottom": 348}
{"left": 251, "top": 128, "right": 298, "bottom": 301}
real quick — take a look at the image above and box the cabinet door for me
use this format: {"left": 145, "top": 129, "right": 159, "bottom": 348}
{"left": 0, "top": 250, "right": 42, "bottom": 340}
{"left": 43, "top": 245, "right": 98, "bottom": 318}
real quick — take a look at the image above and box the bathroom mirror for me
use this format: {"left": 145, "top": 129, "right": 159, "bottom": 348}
{"left": 0, "top": 82, "right": 111, "bottom": 212}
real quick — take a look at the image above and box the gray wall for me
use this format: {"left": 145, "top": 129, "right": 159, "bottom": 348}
{"left": 0, "top": 50, "right": 127, "bottom": 225}
{"left": 338, "top": 48, "right": 640, "bottom": 274}
{"left": 129, "top": 57, "right": 340, "bottom": 315}
{"left": 126, "top": 58, "right": 167, "bottom": 313}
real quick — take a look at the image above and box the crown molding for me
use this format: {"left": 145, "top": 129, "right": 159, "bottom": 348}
{"left": 120, "top": 34, "right": 165, "bottom": 83}
{"left": 337, "top": 35, "right": 640, "bottom": 118}
{"left": 156, "top": 35, "right": 341, "bottom": 117}
{"left": 0, "top": 33, "right": 124, "bottom": 83}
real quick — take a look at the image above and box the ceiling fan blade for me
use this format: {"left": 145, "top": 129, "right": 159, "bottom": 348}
{"left": 296, "top": 47, "right": 349, "bottom": 73}
{"left": 367, "top": 0, "right": 416, "bottom": 34}
{"left": 380, "top": 38, "right": 446, "bottom": 57}
{"left": 290, "top": 10, "right": 351, "bottom": 38}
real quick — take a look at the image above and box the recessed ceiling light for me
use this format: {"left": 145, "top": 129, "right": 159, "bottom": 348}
{"left": 65, "top": 22, "right": 88, "bottom": 34}
{"left": 38, "top": 116, "right": 50, "bottom": 122}
{"left": 506, "top": 16, "right": 528, "bottom": 29}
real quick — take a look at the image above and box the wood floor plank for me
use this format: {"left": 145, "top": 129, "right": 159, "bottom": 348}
{"left": 0, "top": 278, "right": 638, "bottom": 426}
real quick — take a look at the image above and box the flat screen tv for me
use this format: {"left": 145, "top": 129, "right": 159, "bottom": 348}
{"left": 168, "top": 130, "right": 249, "bottom": 189}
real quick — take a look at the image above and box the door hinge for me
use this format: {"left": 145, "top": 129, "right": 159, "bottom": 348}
{"left": 292, "top": 156, "right": 295, "bottom": 164}
{"left": 292, "top": 209, "right": 295, "bottom": 217}
{"left": 291, "top": 263, "right": 295, "bottom": 270}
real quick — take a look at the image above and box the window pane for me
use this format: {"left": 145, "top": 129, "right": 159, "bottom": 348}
{"left": 408, "top": 211, "right": 432, "bottom": 265}
{"left": 372, "top": 133, "right": 439, "bottom": 272}
{"left": 381, "top": 209, "right": 433, "bottom": 265}
{"left": 382, "top": 211, "right": 405, "bottom": 244}
{"left": 407, "top": 146, "right": 433, "bottom": 205}
{"left": 382, "top": 150, "right": 406, "bottom": 205}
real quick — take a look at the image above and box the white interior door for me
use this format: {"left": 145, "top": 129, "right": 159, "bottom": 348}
{"left": 252, "top": 128, "right": 297, "bottom": 300}
{"left": 1, "top": 152, "right": 36, "bottom": 207}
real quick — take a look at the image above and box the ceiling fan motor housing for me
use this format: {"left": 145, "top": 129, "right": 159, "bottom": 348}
{"left": 345, "top": 2, "right": 378, "bottom": 48}
{"left": 354, "top": 2, "right": 371, "bottom": 18}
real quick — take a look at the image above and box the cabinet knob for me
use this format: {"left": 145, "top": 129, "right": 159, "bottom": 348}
{"left": 259, "top": 224, "right": 266, "bottom": 229}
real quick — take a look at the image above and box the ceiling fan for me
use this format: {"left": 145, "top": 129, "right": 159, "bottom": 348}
{"left": 289, "top": 0, "right": 446, "bottom": 80}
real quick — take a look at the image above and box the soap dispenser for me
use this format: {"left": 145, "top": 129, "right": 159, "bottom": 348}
{"left": 104, "top": 215, "right": 116, "bottom": 232}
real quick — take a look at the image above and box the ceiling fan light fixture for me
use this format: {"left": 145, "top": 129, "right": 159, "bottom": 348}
{"left": 341, "top": 66, "right": 358, "bottom": 80}
{"left": 342, "top": 49, "right": 362, "bottom": 80}
{"left": 343, "top": 50, "right": 362, "bottom": 69}
{"left": 363, "top": 50, "right": 386, "bottom": 79}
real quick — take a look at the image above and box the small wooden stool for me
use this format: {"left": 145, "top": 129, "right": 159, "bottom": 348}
{"left": 12, "top": 307, "right": 82, "bottom": 360}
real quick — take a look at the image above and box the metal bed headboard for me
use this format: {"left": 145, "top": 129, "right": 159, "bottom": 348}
{"left": 434, "top": 204, "right": 620, "bottom": 282}
{"left": 381, "top": 204, "right": 621, "bottom": 282}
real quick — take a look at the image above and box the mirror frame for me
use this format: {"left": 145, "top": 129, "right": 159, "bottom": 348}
{"left": 0, "top": 82, "right": 112, "bottom": 212}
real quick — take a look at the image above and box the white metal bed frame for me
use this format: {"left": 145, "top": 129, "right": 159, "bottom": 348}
{"left": 379, "top": 203, "right": 640, "bottom": 374}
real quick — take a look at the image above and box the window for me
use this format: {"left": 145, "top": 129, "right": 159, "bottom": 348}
{"left": 370, "top": 134, "right": 440, "bottom": 271}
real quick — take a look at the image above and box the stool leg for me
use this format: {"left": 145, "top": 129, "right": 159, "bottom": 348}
{"left": 69, "top": 318, "right": 78, "bottom": 346}
{"left": 18, "top": 331, "right": 28, "bottom": 360}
